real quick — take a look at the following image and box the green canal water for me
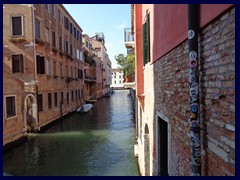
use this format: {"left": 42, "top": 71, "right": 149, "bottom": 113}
{"left": 3, "top": 90, "right": 139, "bottom": 176}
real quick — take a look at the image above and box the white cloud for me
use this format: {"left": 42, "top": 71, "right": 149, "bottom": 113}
{"left": 115, "top": 22, "right": 127, "bottom": 29}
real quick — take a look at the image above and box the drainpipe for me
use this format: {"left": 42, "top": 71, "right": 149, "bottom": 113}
{"left": 31, "top": 4, "right": 40, "bottom": 131}
{"left": 188, "top": 4, "right": 201, "bottom": 176}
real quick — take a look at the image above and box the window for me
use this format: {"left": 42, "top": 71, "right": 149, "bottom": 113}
{"left": 54, "top": 92, "right": 58, "bottom": 107}
{"left": 75, "top": 90, "right": 77, "bottom": 101}
{"left": 79, "top": 33, "right": 82, "bottom": 43}
{"left": 114, "top": 81, "right": 116, "bottom": 84}
{"left": 65, "top": 40, "right": 68, "bottom": 54}
{"left": 53, "top": 61, "right": 56, "bottom": 76}
{"left": 60, "top": 63, "right": 63, "bottom": 77}
{"left": 52, "top": 31, "right": 56, "bottom": 47}
{"left": 36, "top": 55, "right": 45, "bottom": 74}
{"left": 71, "top": 67, "right": 73, "bottom": 78}
{"left": 66, "top": 65, "right": 68, "bottom": 77}
{"left": 35, "top": 19, "right": 40, "bottom": 39}
{"left": 73, "top": 47, "right": 76, "bottom": 58}
{"left": 45, "top": 27, "right": 50, "bottom": 43}
{"left": 61, "top": 92, "right": 64, "bottom": 104}
{"left": 142, "top": 13, "right": 150, "bottom": 65}
{"left": 48, "top": 93, "right": 52, "bottom": 108}
{"left": 70, "top": 23, "right": 73, "bottom": 34}
{"left": 78, "top": 90, "right": 80, "bottom": 99}
{"left": 76, "top": 49, "right": 80, "bottom": 60}
{"left": 77, "top": 30, "right": 79, "bottom": 40}
{"left": 46, "top": 59, "right": 50, "bottom": 76}
{"left": 67, "top": 92, "right": 69, "bottom": 105}
{"left": 64, "top": 16, "right": 69, "bottom": 30}
{"left": 6, "top": 96, "right": 16, "bottom": 118}
{"left": 11, "top": 16, "right": 23, "bottom": 36}
{"left": 74, "top": 27, "right": 76, "bottom": 38}
{"left": 81, "top": 89, "right": 84, "bottom": 99}
{"left": 119, "top": 80, "right": 121, "bottom": 84}
{"left": 44, "top": 4, "right": 48, "bottom": 11}
{"left": 80, "top": 51, "right": 83, "bottom": 61}
{"left": 59, "top": 36, "right": 62, "bottom": 51}
{"left": 70, "top": 44, "right": 73, "bottom": 56}
{"left": 57, "top": 10, "right": 61, "bottom": 23}
{"left": 119, "top": 75, "right": 121, "bottom": 78}
{"left": 50, "top": 4, "right": 54, "bottom": 17}
{"left": 71, "top": 90, "right": 74, "bottom": 101}
{"left": 12, "top": 54, "right": 23, "bottom": 73}
{"left": 37, "top": 94, "right": 43, "bottom": 111}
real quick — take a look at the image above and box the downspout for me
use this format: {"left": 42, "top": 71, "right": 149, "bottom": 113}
{"left": 188, "top": 4, "right": 201, "bottom": 176}
{"left": 32, "top": 4, "right": 40, "bottom": 131}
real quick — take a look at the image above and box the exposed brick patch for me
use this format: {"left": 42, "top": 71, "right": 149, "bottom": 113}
{"left": 148, "top": 8, "right": 235, "bottom": 175}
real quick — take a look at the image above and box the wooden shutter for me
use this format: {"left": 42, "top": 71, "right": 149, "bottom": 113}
{"left": 146, "top": 13, "right": 150, "bottom": 63}
{"left": 39, "top": 56, "right": 45, "bottom": 74}
{"left": 142, "top": 13, "right": 150, "bottom": 66}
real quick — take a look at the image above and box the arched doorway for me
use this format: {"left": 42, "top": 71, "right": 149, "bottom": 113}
{"left": 24, "top": 94, "right": 38, "bottom": 132}
{"left": 144, "top": 123, "right": 150, "bottom": 176}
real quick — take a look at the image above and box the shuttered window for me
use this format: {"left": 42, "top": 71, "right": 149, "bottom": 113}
{"left": 142, "top": 13, "right": 150, "bottom": 66}
{"left": 54, "top": 92, "right": 58, "bottom": 107}
{"left": 12, "top": 16, "right": 23, "bottom": 36}
{"left": 52, "top": 31, "right": 56, "bottom": 47}
{"left": 37, "top": 94, "right": 43, "bottom": 111}
{"left": 48, "top": 93, "right": 52, "bottom": 109}
{"left": 6, "top": 96, "right": 16, "bottom": 118}
{"left": 12, "top": 54, "right": 23, "bottom": 73}
{"left": 37, "top": 55, "right": 45, "bottom": 74}
{"left": 35, "top": 19, "right": 40, "bottom": 39}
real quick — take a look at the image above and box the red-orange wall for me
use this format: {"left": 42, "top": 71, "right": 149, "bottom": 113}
{"left": 135, "top": 4, "right": 144, "bottom": 96}
{"left": 153, "top": 4, "right": 233, "bottom": 62}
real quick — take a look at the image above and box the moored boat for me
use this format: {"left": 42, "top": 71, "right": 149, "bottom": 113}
{"left": 76, "top": 103, "right": 93, "bottom": 113}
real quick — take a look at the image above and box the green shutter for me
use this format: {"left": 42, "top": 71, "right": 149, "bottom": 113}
{"left": 146, "top": 13, "right": 150, "bottom": 63}
{"left": 142, "top": 13, "right": 150, "bottom": 66}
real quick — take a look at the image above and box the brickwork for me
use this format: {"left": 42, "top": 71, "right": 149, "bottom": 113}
{"left": 3, "top": 4, "right": 85, "bottom": 146}
{"left": 3, "top": 71, "right": 25, "bottom": 145}
{"left": 137, "top": 7, "right": 235, "bottom": 176}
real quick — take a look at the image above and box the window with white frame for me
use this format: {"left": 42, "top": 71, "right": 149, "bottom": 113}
{"left": 50, "top": 4, "right": 54, "bottom": 17}
{"left": 12, "top": 54, "right": 23, "bottom": 73}
{"left": 37, "top": 94, "right": 43, "bottom": 111}
{"left": 76, "top": 49, "right": 80, "bottom": 60}
{"left": 36, "top": 55, "right": 45, "bottom": 74}
{"left": 11, "top": 16, "right": 23, "bottom": 36}
{"left": 80, "top": 50, "right": 83, "bottom": 61}
{"left": 5, "top": 96, "right": 16, "bottom": 118}
{"left": 45, "top": 27, "right": 50, "bottom": 43}
{"left": 35, "top": 18, "right": 40, "bottom": 39}
{"left": 53, "top": 61, "right": 56, "bottom": 76}
{"left": 46, "top": 59, "right": 50, "bottom": 76}
{"left": 60, "top": 63, "right": 63, "bottom": 77}
{"left": 57, "top": 9, "right": 61, "bottom": 24}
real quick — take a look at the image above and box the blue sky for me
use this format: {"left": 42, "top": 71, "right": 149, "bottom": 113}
{"left": 63, "top": 4, "right": 131, "bottom": 68}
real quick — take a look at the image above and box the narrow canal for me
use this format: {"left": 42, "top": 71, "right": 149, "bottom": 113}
{"left": 3, "top": 90, "right": 139, "bottom": 176}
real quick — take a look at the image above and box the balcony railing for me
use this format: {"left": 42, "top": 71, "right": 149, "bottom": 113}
{"left": 84, "top": 75, "right": 97, "bottom": 82}
{"left": 124, "top": 28, "right": 135, "bottom": 48}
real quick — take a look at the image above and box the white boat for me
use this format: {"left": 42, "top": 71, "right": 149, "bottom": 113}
{"left": 76, "top": 104, "right": 93, "bottom": 113}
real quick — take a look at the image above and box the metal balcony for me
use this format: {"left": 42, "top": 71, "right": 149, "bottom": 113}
{"left": 124, "top": 28, "right": 135, "bottom": 48}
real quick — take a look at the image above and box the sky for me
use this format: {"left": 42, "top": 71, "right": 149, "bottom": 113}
{"left": 63, "top": 4, "right": 131, "bottom": 68}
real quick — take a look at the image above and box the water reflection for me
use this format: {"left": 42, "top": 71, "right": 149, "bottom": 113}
{"left": 3, "top": 90, "right": 139, "bottom": 176}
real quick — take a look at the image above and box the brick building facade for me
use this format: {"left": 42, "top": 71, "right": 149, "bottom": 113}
{"left": 3, "top": 4, "right": 85, "bottom": 145}
{"left": 132, "top": 4, "right": 235, "bottom": 176}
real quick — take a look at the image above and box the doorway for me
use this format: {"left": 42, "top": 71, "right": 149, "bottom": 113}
{"left": 24, "top": 94, "right": 38, "bottom": 132}
{"left": 156, "top": 112, "right": 171, "bottom": 176}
